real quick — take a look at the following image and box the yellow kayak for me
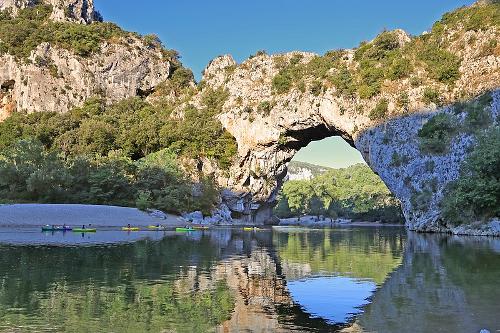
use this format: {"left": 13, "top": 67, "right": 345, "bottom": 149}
{"left": 148, "top": 225, "right": 166, "bottom": 230}
{"left": 122, "top": 227, "right": 140, "bottom": 231}
{"left": 193, "top": 226, "right": 209, "bottom": 230}
{"left": 244, "top": 227, "right": 261, "bottom": 231}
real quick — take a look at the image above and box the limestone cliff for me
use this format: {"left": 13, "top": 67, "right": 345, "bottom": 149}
{"left": 0, "top": 1, "right": 172, "bottom": 120}
{"left": 0, "top": 0, "right": 100, "bottom": 23}
{"left": 190, "top": 1, "right": 500, "bottom": 234}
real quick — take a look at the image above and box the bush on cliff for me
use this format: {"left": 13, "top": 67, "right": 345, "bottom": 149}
{"left": 0, "top": 5, "right": 128, "bottom": 58}
{"left": 418, "top": 113, "right": 459, "bottom": 154}
{"left": 441, "top": 127, "right": 500, "bottom": 225}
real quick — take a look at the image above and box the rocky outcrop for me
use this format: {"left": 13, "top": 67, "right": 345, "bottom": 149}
{"left": 0, "top": 40, "right": 171, "bottom": 119}
{"left": 192, "top": 2, "right": 500, "bottom": 233}
{"left": 0, "top": 0, "right": 100, "bottom": 23}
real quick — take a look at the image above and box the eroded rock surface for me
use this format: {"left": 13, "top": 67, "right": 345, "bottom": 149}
{"left": 0, "top": 0, "right": 100, "bottom": 23}
{"left": 194, "top": 3, "right": 499, "bottom": 233}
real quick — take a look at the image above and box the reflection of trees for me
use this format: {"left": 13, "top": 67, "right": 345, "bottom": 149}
{"left": 274, "top": 228, "right": 405, "bottom": 284}
{"left": 0, "top": 280, "right": 233, "bottom": 333}
{"left": 0, "top": 237, "right": 233, "bottom": 333}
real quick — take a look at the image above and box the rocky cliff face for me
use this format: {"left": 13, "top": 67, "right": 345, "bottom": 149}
{"left": 0, "top": 41, "right": 171, "bottom": 120}
{"left": 0, "top": 1, "right": 172, "bottom": 121}
{"left": 0, "top": 0, "right": 100, "bottom": 23}
{"left": 192, "top": 1, "right": 499, "bottom": 234}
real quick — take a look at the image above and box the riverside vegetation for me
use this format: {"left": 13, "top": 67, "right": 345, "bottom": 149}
{"left": 275, "top": 164, "right": 403, "bottom": 223}
{"left": 0, "top": 94, "right": 236, "bottom": 215}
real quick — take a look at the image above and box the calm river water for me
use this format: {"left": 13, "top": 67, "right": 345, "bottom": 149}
{"left": 0, "top": 226, "right": 498, "bottom": 332}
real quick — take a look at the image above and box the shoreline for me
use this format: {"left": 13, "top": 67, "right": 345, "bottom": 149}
{"left": 0, "top": 203, "right": 186, "bottom": 227}
{"left": 0, "top": 203, "right": 405, "bottom": 229}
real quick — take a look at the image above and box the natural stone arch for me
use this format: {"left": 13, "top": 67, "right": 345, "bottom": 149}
{"left": 198, "top": 50, "right": 499, "bottom": 234}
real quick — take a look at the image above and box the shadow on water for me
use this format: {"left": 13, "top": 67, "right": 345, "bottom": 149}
{"left": 0, "top": 226, "right": 498, "bottom": 332}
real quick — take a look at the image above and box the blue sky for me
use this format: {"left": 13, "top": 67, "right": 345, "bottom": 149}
{"left": 96, "top": 0, "right": 473, "bottom": 168}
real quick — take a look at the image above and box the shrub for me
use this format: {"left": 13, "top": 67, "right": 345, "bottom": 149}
{"left": 410, "top": 76, "right": 423, "bottom": 87}
{"left": 390, "top": 152, "right": 410, "bottom": 167}
{"left": 464, "top": 105, "right": 492, "bottom": 132}
{"left": 454, "top": 92, "right": 493, "bottom": 132}
{"left": 418, "top": 113, "right": 459, "bottom": 154}
{"left": 410, "top": 189, "right": 433, "bottom": 211}
{"left": 386, "top": 56, "right": 412, "bottom": 80}
{"left": 272, "top": 71, "right": 293, "bottom": 94}
{"left": 143, "top": 34, "right": 161, "bottom": 48}
{"left": 329, "top": 66, "right": 356, "bottom": 97}
{"left": 358, "top": 65, "right": 383, "bottom": 98}
{"left": 310, "top": 80, "right": 323, "bottom": 96}
{"left": 422, "top": 87, "right": 443, "bottom": 106}
{"left": 397, "top": 92, "right": 410, "bottom": 111}
{"left": 249, "top": 50, "right": 267, "bottom": 58}
{"left": 258, "top": 101, "right": 272, "bottom": 116}
{"left": 441, "top": 127, "right": 500, "bottom": 225}
{"left": 417, "top": 46, "right": 461, "bottom": 84}
{"left": 135, "top": 190, "right": 152, "bottom": 211}
{"left": 369, "top": 99, "right": 389, "bottom": 120}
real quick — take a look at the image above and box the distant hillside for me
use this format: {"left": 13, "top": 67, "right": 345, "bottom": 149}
{"left": 287, "top": 161, "right": 332, "bottom": 181}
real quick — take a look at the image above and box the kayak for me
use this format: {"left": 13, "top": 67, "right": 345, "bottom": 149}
{"left": 73, "top": 228, "right": 96, "bottom": 233}
{"left": 122, "top": 227, "right": 140, "bottom": 231}
{"left": 148, "top": 225, "right": 167, "bottom": 230}
{"left": 41, "top": 226, "right": 72, "bottom": 232}
{"left": 243, "top": 227, "right": 262, "bottom": 231}
{"left": 176, "top": 227, "right": 195, "bottom": 232}
{"left": 193, "top": 226, "right": 209, "bottom": 230}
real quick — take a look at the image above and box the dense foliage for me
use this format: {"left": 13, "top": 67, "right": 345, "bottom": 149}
{"left": 418, "top": 113, "right": 459, "bottom": 154}
{"left": 0, "top": 4, "right": 181, "bottom": 63}
{"left": 0, "top": 96, "right": 237, "bottom": 169}
{"left": 0, "top": 139, "right": 219, "bottom": 215}
{"left": 275, "top": 164, "right": 403, "bottom": 222}
{"left": 441, "top": 126, "right": 500, "bottom": 225}
{"left": 0, "top": 5, "right": 126, "bottom": 58}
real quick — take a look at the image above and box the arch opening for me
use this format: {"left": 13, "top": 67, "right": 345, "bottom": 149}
{"left": 271, "top": 135, "right": 403, "bottom": 224}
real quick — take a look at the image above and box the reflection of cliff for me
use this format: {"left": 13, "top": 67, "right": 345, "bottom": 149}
{"left": 0, "top": 232, "right": 340, "bottom": 333}
{"left": 3, "top": 229, "right": 492, "bottom": 333}
{"left": 355, "top": 233, "right": 500, "bottom": 333}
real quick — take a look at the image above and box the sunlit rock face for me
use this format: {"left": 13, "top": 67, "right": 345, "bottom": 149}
{"left": 0, "top": 1, "right": 171, "bottom": 120}
{"left": 0, "top": 41, "right": 171, "bottom": 117}
{"left": 0, "top": 0, "right": 100, "bottom": 23}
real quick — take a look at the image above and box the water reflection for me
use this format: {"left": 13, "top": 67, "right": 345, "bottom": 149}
{"left": 0, "top": 227, "right": 497, "bottom": 332}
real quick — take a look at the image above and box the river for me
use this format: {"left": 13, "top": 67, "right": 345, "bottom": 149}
{"left": 0, "top": 226, "right": 498, "bottom": 332}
